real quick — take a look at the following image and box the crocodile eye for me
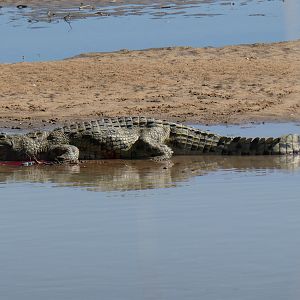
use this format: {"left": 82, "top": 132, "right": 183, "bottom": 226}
{"left": 0, "top": 133, "right": 7, "bottom": 139}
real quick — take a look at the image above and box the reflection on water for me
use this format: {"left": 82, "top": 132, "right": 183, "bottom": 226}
{"left": 1, "top": 155, "right": 300, "bottom": 191}
{"left": 1, "top": 155, "right": 300, "bottom": 300}
{"left": 1, "top": 0, "right": 299, "bottom": 62}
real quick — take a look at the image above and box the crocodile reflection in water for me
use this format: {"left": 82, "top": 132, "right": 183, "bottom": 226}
{"left": 0, "top": 155, "right": 299, "bottom": 192}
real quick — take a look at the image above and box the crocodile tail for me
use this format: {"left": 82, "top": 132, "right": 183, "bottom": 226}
{"left": 168, "top": 123, "right": 221, "bottom": 155}
{"left": 215, "top": 134, "right": 300, "bottom": 155}
{"left": 170, "top": 123, "right": 300, "bottom": 155}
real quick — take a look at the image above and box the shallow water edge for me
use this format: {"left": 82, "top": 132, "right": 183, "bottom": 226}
{"left": 1, "top": 0, "right": 299, "bottom": 62}
{"left": 1, "top": 155, "right": 300, "bottom": 192}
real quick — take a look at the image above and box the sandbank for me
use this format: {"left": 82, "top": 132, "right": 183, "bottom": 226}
{"left": 0, "top": 40, "right": 299, "bottom": 129}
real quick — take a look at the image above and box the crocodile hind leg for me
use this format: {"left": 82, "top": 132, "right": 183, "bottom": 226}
{"left": 138, "top": 127, "right": 173, "bottom": 161}
{"left": 144, "top": 141, "right": 173, "bottom": 161}
{"left": 48, "top": 144, "right": 80, "bottom": 163}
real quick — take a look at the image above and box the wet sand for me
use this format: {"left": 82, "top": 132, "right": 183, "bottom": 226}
{"left": 0, "top": 40, "right": 300, "bottom": 129}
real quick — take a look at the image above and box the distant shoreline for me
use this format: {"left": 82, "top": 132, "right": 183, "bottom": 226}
{"left": 0, "top": 40, "right": 299, "bottom": 130}
{"left": 0, "top": 0, "right": 206, "bottom": 22}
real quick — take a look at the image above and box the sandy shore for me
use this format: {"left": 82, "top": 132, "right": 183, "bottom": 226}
{"left": 0, "top": 40, "right": 300, "bottom": 129}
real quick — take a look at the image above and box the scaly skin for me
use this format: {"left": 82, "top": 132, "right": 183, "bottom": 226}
{"left": 0, "top": 117, "right": 299, "bottom": 163}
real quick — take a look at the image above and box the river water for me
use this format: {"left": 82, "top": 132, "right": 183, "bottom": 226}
{"left": 0, "top": 0, "right": 300, "bottom": 62}
{"left": 1, "top": 123, "right": 300, "bottom": 299}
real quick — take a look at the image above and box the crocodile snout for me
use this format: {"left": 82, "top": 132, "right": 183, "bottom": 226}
{"left": 0, "top": 137, "right": 13, "bottom": 160}
{"left": 0, "top": 140, "right": 13, "bottom": 147}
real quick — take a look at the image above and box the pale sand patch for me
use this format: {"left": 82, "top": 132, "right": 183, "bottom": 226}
{"left": 0, "top": 40, "right": 299, "bottom": 129}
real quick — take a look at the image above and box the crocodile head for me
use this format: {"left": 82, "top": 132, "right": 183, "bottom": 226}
{"left": 0, "top": 133, "right": 19, "bottom": 160}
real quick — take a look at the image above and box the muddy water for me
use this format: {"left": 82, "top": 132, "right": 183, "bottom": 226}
{"left": 1, "top": 123, "right": 300, "bottom": 299}
{"left": 1, "top": 0, "right": 300, "bottom": 62}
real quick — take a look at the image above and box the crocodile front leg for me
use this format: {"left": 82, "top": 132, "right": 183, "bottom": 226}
{"left": 139, "top": 127, "right": 173, "bottom": 160}
{"left": 48, "top": 144, "right": 80, "bottom": 163}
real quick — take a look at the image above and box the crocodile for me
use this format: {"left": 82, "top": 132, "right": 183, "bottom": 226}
{"left": 0, "top": 116, "right": 299, "bottom": 163}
